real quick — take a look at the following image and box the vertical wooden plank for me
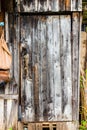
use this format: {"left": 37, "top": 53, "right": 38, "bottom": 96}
{"left": 25, "top": 20, "right": 35, "bottom": 120}
{"left": 72, "top": 0, "right": 79, "bottom": 11}
{"left": 32, "top": 16, "right": 39, "bottom": 121}
{"left": 0, "top": 99, "right": 4, "bottom": 130}
{"left": 65, "top": 0, "right": 71, "bottom": 10}
{"left": 7, "top": 100, "right": 18, "bottom": 130}
{"left": 59, "top": 0, "right": 65, "bottom": 11}
{"left": 38, "top": 17, "right": 44, "bottom": 121}
{"left": 46, "top": 16, "right": 55, "bottom": 121}
{"left": 49, "top": 0, "right": 59, "bottom": 11}
{"left": 5, "top": 12, "right": 9, "bottom": 43}
{"left": 60, "top": 15, "right": 72, "bottom": 120}
{"left": 24, "top": 78, "right": 34, "bottom": 121}
{"left": 38, "top": 16, "right": 48, "bottom": 121}
{"left": 13, "top": 14, "right": 19, "bottom": 94}
{"left": 17, "top": 0, "right": 20, "bottom": 12}
{"left": 38, "top": 0, "right": 48, "bottom": 11}
{"left": 72, "top": 13, "right": 80, "bottom": 121}
{"left": 5, "top": 14, "right": 18, "bottom": 95}
{"left": 20, "top": 0, "right": 38, "bottom": 12}
{"left": 20, "top": 15, "right": 27, "bottom": 121}
{"left": 21, "top": 16, "right": 35, "bottom": 122}
{"left": 52, "top": 16, "right": 62, "bottom": 121}
{"left": 78, "top": 0, "right": 82, "bottom": 11}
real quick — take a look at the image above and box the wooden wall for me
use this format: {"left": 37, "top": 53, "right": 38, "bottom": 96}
{"left": 16, "top": 0, "right": 82, "bottom": 12}
{"left": 0, "top": 0, "right": 82, "bottom": 129}
{"left": 2, "top": 12, "right": 81, "bottom": 125}
{"left": 0, "top": 13, "right": 19, "bottom": 130}
{"left": 0, "top": 0, "right": 82, "bottom": 12}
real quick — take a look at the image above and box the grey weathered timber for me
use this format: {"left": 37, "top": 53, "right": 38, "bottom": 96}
{"left": 17, "top": 0, "right": 82, "bottom": 12}
{"left": 72, "top": 13, "right": 81, "bottom": 121}
{"left": 4, "top": 13, "right": 19, "bottom": 95}
{"left": 20, "top": 16, "right": 35, "bottom": 122}
{"left": 0, "top": 99, "right": 4, "bottom": 130}
{"left": 60, "top": 15, "right": 72, "bottom": 120}
{"left": 20, "top": 15, "right": 73, "bottom": 122}
{"left": 0, "top": 98, "right": 18, "bottom": 130}
{"left": 2, "top": 12, "right": 81, "bottom": 129}
{"left": 72, "top": 0, "right": 82, "bottom": 11}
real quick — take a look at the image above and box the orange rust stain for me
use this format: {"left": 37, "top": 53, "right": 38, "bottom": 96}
{"left": 65, "top": 0, "right": 70, "bottom": 10}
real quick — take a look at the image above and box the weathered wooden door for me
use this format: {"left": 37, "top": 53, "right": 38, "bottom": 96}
{"left": 20, "top": 15, "right": 73, "bottom": 122}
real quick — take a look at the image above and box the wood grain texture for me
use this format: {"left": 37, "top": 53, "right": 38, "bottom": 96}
{"left": 7, "top": 99, "right": 18, "bottom": 130}
{"left": 71, "top": 0, "right": 82, "bottom": 11}
{"left": 46, "top": 16, "right": 54, "bottom": 121}
{"left": 4, "top": 12, "right": 81, "bottom": 126}
{"left": 0, "top": 99, "right": 18, "bottom": 130}
{"left": 53, "top": 16, "right": 62, "bottom": 121}
{"left": 60, "top": 15, "right": 72, "bottom": 120}
{"left": 18, "top": 0, "right": 82, "bottom": 12}
{"left": 20, "top": 16, "right": 35, "bottom": 122}
{"left": 20, "top": 15, "right": 75, "bottom": 122}
{"left": 72, "top": 13, "right": 80, "bottom": 121}
{"left": 5, "top": 13, "right": 19, "bottom": 95}
{"left": 0, "top": 99, "right": 4, "bottom": 130}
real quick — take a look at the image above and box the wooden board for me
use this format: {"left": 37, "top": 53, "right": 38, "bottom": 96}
{"left": 18, "top": 0, "right": 82, "bottom": 12}
{"left": 20, "top": 15, "right": 73, "bottom": 122}
{"left": 72, "top": 13, "right": 81, "bottom": 121}
{"left": 4, "top": 12, "right": 81, "bottom": 125}
{"left": 18, "top": 122, "right": 79, "bottom": 130}
{"left": 0, "top": 98, "right": 18, "bottom": 130}
{"left": 4, "top": 13, "right": 20, "bottom": 95}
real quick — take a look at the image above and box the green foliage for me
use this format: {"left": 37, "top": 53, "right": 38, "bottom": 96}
{"left": 79, "top": 69, "right": 87, "bottom": 129}
{"left": 82, "top": 1, "right": 87, "bottom": 24}
{"left": 79, "top": 120, "right": 87, "bottom": 130}
{"left": 80, "top": 76, "right": 84, "bottom": 88}
{"left": 85, "top": 69, "right": 87, "bottom": 78}
{"left": 80, "top": 69, "right": 87, "bottom": 88}
{"left": 9, "top": 128, "right": 12, "bottom": 130}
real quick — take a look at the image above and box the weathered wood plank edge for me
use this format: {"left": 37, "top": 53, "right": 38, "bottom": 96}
{"left": 0, "top": 94, "right": 18, "bottom": 99}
